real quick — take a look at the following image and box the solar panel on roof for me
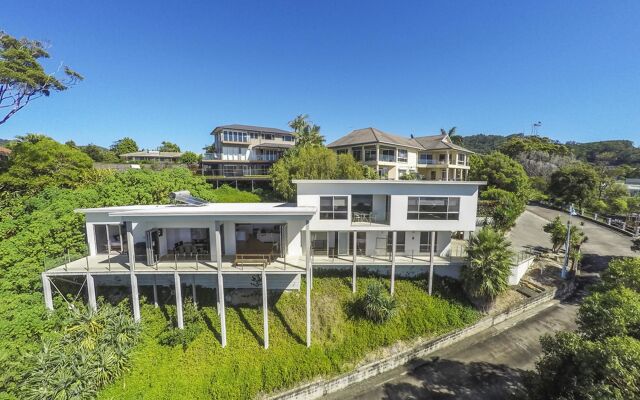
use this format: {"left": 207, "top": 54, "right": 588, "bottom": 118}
{"left": 169, "top": 191, "right": 208, "bottom": 206}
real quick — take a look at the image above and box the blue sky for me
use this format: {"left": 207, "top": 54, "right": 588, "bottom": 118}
{"left": 2, "top": 1, "right": 639, "bottom": 151}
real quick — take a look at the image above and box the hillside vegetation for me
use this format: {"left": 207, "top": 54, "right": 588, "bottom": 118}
{"left": 98, "top": 275, "right": 479, "bottom": 399}
{"left": 0, "top": 136, "right": 258, "bottom": 398}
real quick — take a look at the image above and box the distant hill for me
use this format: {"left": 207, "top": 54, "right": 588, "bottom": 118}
{"left": 567, "top": 140, "right": 640, "bottom": 167}
{"left": 0, "top": 138, "right": 10, "bottom": 147}
{"left": 460, "top": 133, "right": 521, "bottom": 154}
{"left": 461, "top": 133, "right": 640, "bottom": 169}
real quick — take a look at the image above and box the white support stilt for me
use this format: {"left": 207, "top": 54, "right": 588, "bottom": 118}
{"left": 305, "top": 221, "right": 312, "bottom": 347}
{"left": 305, "top": 222, "right": 312, "bottom": 290}
{"left": 262, "top": 270, "right": 269, "bottom": 349}
{"left": 428, "top": 231, "right": 435, "bottom": 295}
{"left": 352, "top": 232, "right": 357, "bottom": 293}
{"left": 390, "top": 231, "right": 397, "bottom": 295}
{"left": 153, "top": 277, "right": 158, "bottom": 308}
{"left": 126, "top": 221, "right": 136, "bottom": 271}
{"left": 42, "top": 273, "right": 53, "bottom": 311}
{"left": 215, "top": 225, "right": 227, "bottom": 347}
{"left": 174, "top": 272, "right": 184, "bottom": 329}
{"left": 86, "top": 273, "right": 97, "bottom": 311}
{"left": 131, "top": 273, "right": 140, "bottom": 322}
{"left": 192, "top": 275, "right": 197, "bottom": 308}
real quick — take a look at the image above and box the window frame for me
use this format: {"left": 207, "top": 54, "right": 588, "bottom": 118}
{"left": 397, "top": 148, "right": 408, "bottom": 163}
{"left": 319, "top": 196, "right": 349, "bottom": 220}
{"left": 407, "top": 197, "right": 460, "bottom": 220}
{"left": 364, "top": 146, "right": 377, "bottom": 161}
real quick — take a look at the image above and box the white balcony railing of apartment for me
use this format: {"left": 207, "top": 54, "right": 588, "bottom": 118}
{"left": 418, "top": 158, "right": 447, "bottom": 165}
{"left": 203, "top": 153, "right": 221, "bottom": 160}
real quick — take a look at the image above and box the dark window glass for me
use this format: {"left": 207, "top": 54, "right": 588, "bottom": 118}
{"left": 407, "top": 197, "right": 461, "bottom": 220}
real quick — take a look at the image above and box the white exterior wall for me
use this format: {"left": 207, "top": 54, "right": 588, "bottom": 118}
{"left": 297, "top": 181, "right": 479, "bottom": 233}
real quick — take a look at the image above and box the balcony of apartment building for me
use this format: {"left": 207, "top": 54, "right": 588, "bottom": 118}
{"left": 350, "top": 194, "right": 391, "bottom": 225}
{"left": 201, "top": 164, "right": 271, "bottom": 179}
{"left": 417, "top": 151, "right": 470, "bottom": 181}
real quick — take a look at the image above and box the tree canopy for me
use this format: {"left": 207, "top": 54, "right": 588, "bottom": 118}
{"left": 548, "top": 163, "right": 600, "bottom": 209}
{"left": 498, "top": 135, "right": 572, "bottom": 158}
{"left": 469, "top": 152, "right": 531, "bottom": 197}
{"left": 0, "top": 135, "right": 93, "bottom": 192}
{"left": 179, "top": 151, "right": 199, "bottom": 165}
{"left": 0, "top": 31, "right": 83, "bottom": 125}
{"left": 289, "top": 114, "right": 324, "bottom": 147}
{"left": 110, "top": 137, "right": 139, "bottom": 156}
{"left": 270, "top": 145, "right": 376, "bottom": 200}
{"left": 159, "top": 141, "right": 181, "bottom": 152}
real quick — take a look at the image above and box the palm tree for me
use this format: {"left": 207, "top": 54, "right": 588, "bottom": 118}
{"left": 289, "top": 114, "right": 324, "bottom": 146}
{"left": 440, "top": 126, "right": 463, "bottom": 145}
{"left": 461, "top": 227, "right": 515, "bottom": 311}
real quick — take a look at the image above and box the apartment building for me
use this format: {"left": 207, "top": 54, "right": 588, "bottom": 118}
{"left": 201, "top": 124, "right": 295, "bottom": 187}
{"left": 120, "top": 150, "right": 183, "bottom": 163}
{"left": 327, "top": 127, "right": 473, "bottom": 181}
{"left": 40, "top": 180, "right": 484, "bottom": 349}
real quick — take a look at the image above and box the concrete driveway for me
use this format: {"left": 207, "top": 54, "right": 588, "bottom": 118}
{"left": 325, "top": 205, "right": 638, "bottom": 400}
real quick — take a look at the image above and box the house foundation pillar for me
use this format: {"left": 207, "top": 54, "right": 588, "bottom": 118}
{"left": 428, "top": 231, "right": 435, "bottom": 295}
{"left": 174, "top": 272, "right": 183, "bottom": 329}
{"left": 262, "top": 270, "right": 269, "bottom": 349}
{"left": 87, "top": 273, "right": 97, "bottom": 311}
{"left": 42, "top": 273, "right": 53, "bottom": 311}
{"left": 390, "top": 231, "right": 397, "bottom": 295}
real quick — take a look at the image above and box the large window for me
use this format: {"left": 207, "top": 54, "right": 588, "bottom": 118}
{"left": 380, "top": 148, "right": 395, "bottom": 162}
{"left": 387, "top": 232, "right": 406, "bottom": 253}
{"left": 364, "top": 146, "right": 377, "bottom": 161}
{"left": 223, "top": 130, "right": 248, "bottom": 142}
{"left": 336, "top": 148, "right": 349, "bottom": 155}
{"left": 407, "top": 197, "right": 460, "bottom": 220}
{"left": 397, "top": 149, "right": 408, "bottom": 163}
{"left": 419, "top": 153, "right": 433, "bottom": 164}
{"left": 320, "top": 196, "right": 348, "bottom": 220}
{"left": 351, "top": 147, "right": 362, "bottom": 161}
{"left": 283, "top": 135, "right": 294, "bottom": 142}
{"left": 419, "top": 232, "right": 438, "bottom": 252}
{"left": 457, "top": 153, "right": 466, "bottom": 165}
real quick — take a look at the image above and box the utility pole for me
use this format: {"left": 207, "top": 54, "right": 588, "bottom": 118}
{"left": 561, "top": 203, "right": 575, "bottom": 279}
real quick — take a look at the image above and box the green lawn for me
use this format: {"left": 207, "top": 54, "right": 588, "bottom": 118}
{"left": 98, "top": 274, "right": 480, "bottom": 399}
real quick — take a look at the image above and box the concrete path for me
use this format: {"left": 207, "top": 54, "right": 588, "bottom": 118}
{"left": 326, "top": 205, "right": 638, "bottom": 400}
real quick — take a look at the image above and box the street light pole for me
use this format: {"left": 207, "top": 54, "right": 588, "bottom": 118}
{"left": 561, "top": 203, "right": 574, "bottom": 279}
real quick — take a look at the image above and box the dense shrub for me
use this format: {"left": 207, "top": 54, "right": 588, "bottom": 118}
{"left": 21, "top": 302, "right": 140, "bottom": 400}
{"left": 359, "top": 281, "right": 397, "bottom": 323}
{"left": 158, "top": 300, "right": 204, "bottom": 348}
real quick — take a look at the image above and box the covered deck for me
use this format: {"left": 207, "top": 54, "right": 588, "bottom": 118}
{"left": 43, "top": 253, "right": 306, "bottom": 276}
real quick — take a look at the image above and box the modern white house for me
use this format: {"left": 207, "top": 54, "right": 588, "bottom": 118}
{"left": 41, "top": 180, "right": 485, "bottom": 349}
{"left": 327, "top": 127, "right": 473, "bottom": 181}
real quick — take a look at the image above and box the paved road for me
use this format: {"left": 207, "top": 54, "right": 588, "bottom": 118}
{"left": 327, "top": 205, "right": 638, "bottom": 400}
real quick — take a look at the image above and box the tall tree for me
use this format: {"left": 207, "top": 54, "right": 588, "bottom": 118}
{"left": 110, "top": 137, "right": 138, "bottom": 156}
{"left": 289, "top": 114, "right": 324, "bottom": 146}
{"left": 159, "top": 141, "right": 181, "bottom": 152}
{"left": 271, "top": 145, "right": 374, "bottom": 200}
{"left": 548, "top": 163, "right": 600, "bottom": 209}
{"left": 469, "top": 152, "right": 531, "bottom": 197}
{"left": 441, "top": 126, "right": 463, "bottom": 145}
{"left": 0, "top": 31, "right": 83, "bottom": 125}
{"left": 0, "top": 135, "right": 93, "bottom": 192}
{"left": 461, "top": 227, "right": 515, "bottom": 311}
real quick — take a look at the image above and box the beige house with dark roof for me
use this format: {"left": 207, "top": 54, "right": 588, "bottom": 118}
{"left": 327, "top": 127, "right": 472, "bottom": 181}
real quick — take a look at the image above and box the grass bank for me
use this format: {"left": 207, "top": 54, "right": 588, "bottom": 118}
{"left": 98, "top": 274, "right": 480, "bottom": 399}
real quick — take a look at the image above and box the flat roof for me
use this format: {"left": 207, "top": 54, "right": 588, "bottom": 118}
{"left": 76, "top": 203, "right": 316, "bottom": 217}
{"left": 293, "top": 179, "right": 487, "bottom": 185}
